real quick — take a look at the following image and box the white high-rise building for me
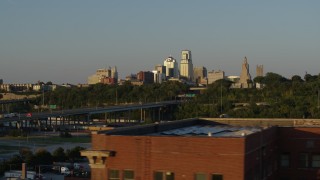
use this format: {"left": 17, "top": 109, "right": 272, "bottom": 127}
{"left": 164, "top": 56, "right": 179, "bottom": 78}
{"left": 180, "top": 50, "right": 193, "bottom": 81}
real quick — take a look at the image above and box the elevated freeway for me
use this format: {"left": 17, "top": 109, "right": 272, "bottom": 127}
{"left": 0, "top": 100, "right": 182, "bottom": 129}
{"left": 0, "top": 99, "right": 33, "bottom": 105}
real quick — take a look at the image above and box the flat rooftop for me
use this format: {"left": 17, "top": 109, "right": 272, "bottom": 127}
{"left": 98, "top": 118, "right": 266, "bottom": 138}
{"left": 148, "top": 125, "right": 261, "bottom": 137}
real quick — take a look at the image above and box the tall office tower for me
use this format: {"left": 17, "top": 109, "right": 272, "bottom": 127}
{"left": 239, "top": 57, "right": 252, "bottom": 88}
{"left": 256, "top": 65, "right": 264, "bottom": 77}
{"left": 154, "top": 64, "right": 166, "bottom": 75}
{"left": 180, "top": 50, "right": 193, "bottom": 81}
{"left": 111, "top": 66, "right": 118, "bottom": 79}
{"left": 164, "top": 56, "right": 179, "bottom": 78}
{"left": 154, "top": 64, "right": 166, "bottom": 83}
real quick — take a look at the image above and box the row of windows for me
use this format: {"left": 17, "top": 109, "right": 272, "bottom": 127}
{"left": 195, "top": 173, "right": 223, "bottom": 180}
{"left": 109, "top": 169, "right": 134, "bottom": 180}
{"left": 280, "top": 153, "right": 320, "bottom": 168}
{"left": 108, "top": 169, "right": 223, "bottom": 180}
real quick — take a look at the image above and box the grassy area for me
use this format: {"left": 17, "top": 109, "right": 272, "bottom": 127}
{"left": 0, "top": 135, "right": 91, "bottom": 155}
{"left": 0, "top": 145, "right": 29, "bottom": 154}
{"left": 0, "top": 135, "right": 91, "bottom": 145}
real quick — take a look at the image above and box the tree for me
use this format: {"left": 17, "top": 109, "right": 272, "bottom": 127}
{"left": 34, "top": 149, "right": 53, "bottom": 165}
{"left": 52, "top": 147, "right": 67, "bottom": 162}
{"left": 253, "top": 76, "right": 265, "bottom": 84}
{"left": 19, "top": 148, "right": 35, "bottom": 167}
{"left": 291, "top": 75, "right": 303, "bottom": 82}
{"left": 66, "top": 146, "right": 86, "bottom": 162}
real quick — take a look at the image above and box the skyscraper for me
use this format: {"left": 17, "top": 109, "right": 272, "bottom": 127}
{"left": 164, "top": 56, "right": 179, "bottom": 78}
{"left": 111, "top": 66, "right": 118, "bottom": 80}
{"left": 256, "top": 65, "right": 264, "bottom": 77}
{"left": 180, "top": 50, "right": 193, "bottom": 81}
{"left": 239, "top": 57, "right": 252, "bottom": 88}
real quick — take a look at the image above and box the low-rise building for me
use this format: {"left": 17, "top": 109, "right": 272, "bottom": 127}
{"left": 0, "top": 84, "right": 33, "bottom": 92}
{"left": 82, "top": 118, "right": 320, "bottom": 180}
{"left": 207, "top": 70, "right": 225, "bottom": 84}
{"left": 137, "top": 71, "right": 154, "bottom": 84}
{"left": 88, "top": 67, "right": 118, "bottom": 85}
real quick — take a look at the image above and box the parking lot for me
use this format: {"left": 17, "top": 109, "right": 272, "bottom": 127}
{"left": 41, "top": 173, "right": 65, "bottom": 180}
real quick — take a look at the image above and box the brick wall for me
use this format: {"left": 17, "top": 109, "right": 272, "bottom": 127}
{"left": 278, "top": 127, "right": 320, "bottom": 180}
{"left": 92, "top": 135, "right": 246, "bottom": 180}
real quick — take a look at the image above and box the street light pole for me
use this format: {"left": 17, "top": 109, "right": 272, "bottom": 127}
{"left": 220, "top": 83, "right": 223, "bottom": 114}
{"left": 318, "top": 89, "right": 320, "bottom": 109}
{"left": 116, "top": 88, "right": 118, "bottom": 105}
{"left": 42, "top": 87, "right": 45, "bottom": 108}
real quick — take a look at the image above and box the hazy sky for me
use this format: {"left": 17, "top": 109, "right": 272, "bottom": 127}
{"left": 1, "top": 0, "right": 319, "bottom": 84}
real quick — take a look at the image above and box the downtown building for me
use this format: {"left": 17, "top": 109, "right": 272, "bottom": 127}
{"left": 137, "top": 71, "right": 154, "bottom": 84}
{"left": 238, "top": 57, "right": 252, "bottom": 88}
{"left": 81, "top": 118, "right": 320, "bottom": 180}
{"left": 163, "top": 56, "right": 179, "bottom": 79}
{"left": 153, "top": 65, "right": 167, "bottom": 84}
{"left": 193, "top": 66, "right": 208, "bottom": 86}
{"left": 88, "top": 67, "right": 118, "bottom": 85}
{"left": 180, "top": 50, "right": 193, "bottom": 81}
{"left": 207, "top": 70, "right": 225, "bottom": 84}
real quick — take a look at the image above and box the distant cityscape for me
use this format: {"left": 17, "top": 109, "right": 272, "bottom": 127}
{"left": 0, "top": 50, "right": 266, "bottom": 92}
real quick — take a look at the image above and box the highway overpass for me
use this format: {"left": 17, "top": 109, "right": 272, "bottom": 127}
{"left": 0, "top": 100, "right": 182, "bottom": 129}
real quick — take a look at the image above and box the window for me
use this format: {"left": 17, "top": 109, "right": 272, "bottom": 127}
{"left": 154, "top": 171, "right": 163, "bottom": 180}
{"left": 299, "top": 153, "right": 309, "bottom": 168}
{"left": 312, "top": 155, "right": 320, "bottom": 168}
{"left": 165, "top": 172, "right": 174, "bottom": 180}
{"left": 195, "top": 173, "right": 206, "bottom": 180}
{"left": 306, "top": 140, "right": 314, "bottom": 148}
{"left": 154, "top": 171, "right": 174, "bottom": 180}
{"left": 108, "top": 169, "right": 120, "bottom": 180}
{"left": 280, "top": 153, "right": 290, "bottom": 168}
{"left": 123, "top": 170, "right": 134, "bottom": 180}
{"left": 212, "top": 174, "right": 223, "bottom": 180}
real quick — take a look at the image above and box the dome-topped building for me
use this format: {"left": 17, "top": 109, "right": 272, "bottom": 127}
{"left": 164, "top": 56, "right": 179, "bottom": 78}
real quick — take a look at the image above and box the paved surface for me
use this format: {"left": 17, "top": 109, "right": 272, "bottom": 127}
{"left": 0, "top": 173, "right": 65, "bottom": 180}
{"left": 42, "top": 173, "right": 65, "bottom": 180}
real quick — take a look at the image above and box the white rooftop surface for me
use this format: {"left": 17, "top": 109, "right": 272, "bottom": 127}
{"left": 149, "top": 125, "right": 262, "bottom": 137}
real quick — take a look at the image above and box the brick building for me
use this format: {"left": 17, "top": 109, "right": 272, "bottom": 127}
{"left": 81, "top": 118, "right": 320, "bottom": 180}
{"left": 137, "top": 71, "right": 154, "bottom": 84}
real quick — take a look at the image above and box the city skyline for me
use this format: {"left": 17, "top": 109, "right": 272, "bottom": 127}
{"left": 1, "top": 0, "right": 319, "bottom": 84}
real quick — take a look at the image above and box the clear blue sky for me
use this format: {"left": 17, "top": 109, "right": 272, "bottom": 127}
{"left": 1, "top": 0, "right": 319, "bottom": 84}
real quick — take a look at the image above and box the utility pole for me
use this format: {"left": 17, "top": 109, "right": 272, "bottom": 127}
{"left": 42, "top": 87, "right": 44, "bottom": 106}
{"left": 318, "top": 89, "right": 320, "bottom": 110}
{"left": 116, "top": 88, "right": 118, "bottom": 105}
{"left": 220, "top": 83, "right": 223, "bottom": 114}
